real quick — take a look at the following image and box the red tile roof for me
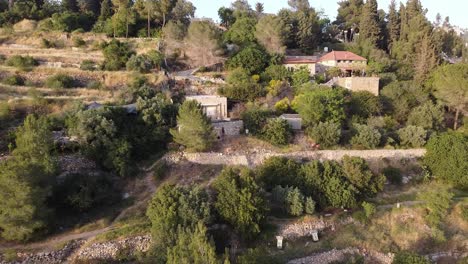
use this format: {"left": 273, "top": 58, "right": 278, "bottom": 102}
{"left": 284, "top": 56, "right": 318, "bottom": 64}
{"left": 319, "top": 51, "right": 367, "bottom": 62}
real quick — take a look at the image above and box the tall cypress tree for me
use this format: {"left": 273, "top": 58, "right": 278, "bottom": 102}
{"left": 296, "top": 8, "right": 320, "bottom": 54}
{"left": 358, "top": 0, "right": 381, "bottom": 48}
{"left": 387, "top": 0, "right": 400, "bottom": 50}
{"left": 62, "top": 0, "right": 79, "bottom": 12}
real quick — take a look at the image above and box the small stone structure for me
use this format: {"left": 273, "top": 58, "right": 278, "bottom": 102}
{"left": 276, "top": 236, "right": 284, "bottom": 249}
{"left": 280, "top": 114, "right": 302, "bottom": 130}
{"left": 336, "top": 77, "right": 380, "bottom": 96}
{"left": 212, "top": 120, "right": 244, "bottom": 138}
{"left": 283, "top": 56, "right": 318, "bottom": 75}
{"left": 186, "top": 95, "right": 228, "bottom": 120}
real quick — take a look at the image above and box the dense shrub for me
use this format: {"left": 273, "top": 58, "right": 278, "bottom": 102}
{"left": 48, "top": 12, "right": 95, "bottom": 32}
{"left": 255, "top": 157, "right": 301, "bottom": 190}
{"left": 213, "top": 167, "right": 267, "bottom": 239}
{"left": 350, "top": 124, "right": 381, "bottom": 149}
{"left": 126, "top": 51, "right": 163, "bottom": 73}
{"left": 80, "top": 60, "right": 96, "bottom": 71}
{"left": 407, "top": 102, "right": 444, "bottom": 130}
{"left": 307, "top": 121, "right": 341, "bottom": 148}
{"left": 397, "top": 125, "right": 427, "bottom": 148}
{"left": 262, "top": 64, "right": 291, "bottom": 81}
{"left": 45, "top": 74, "right": 75, "bottom": 89}
{"left": 361, "top": 201, "right": 376, "bottom": 219}
{"left": 261, "top": 118, "right": 292, "bottom": 146}
{"left": 383, "top": 167, "right": 402, "bottom": 185}
{"left": 72, "top": 37, "right": 86, "bottom": 47}
{"left": 5, "top": 55, "right": 38, "bottom": 70}
{"left": 102, "top": 40, "right": 135, "bottom": 71}
{"left": 51, "top": 172, "right": 120, "bottom": 212}
{"left": 219, "top": 68, "right": 265, "bottom": 102}
{"left": 292, "top": 88, "right": 346, "bottom": 127}
{"left": 417, "top": 184, "right": 453, "bottom": 227}
{"left": 0, "top": 101, "right": 9, "bottom": 121}
{"left": 226, "top": 45, "right": 269, "bottom": 75}
{"left": 424, "top": 132, "right": 468, "bottom": 189}
{"left": 291, "top": 67, "right": 310, "bottom": 87}
{"left": 241, "top": 106, "right": 272, "bottom": 135}
{"left": 86, "top": 80, "right": 103, "bottom": 90}
{"left": 2, "top": 75, "right": 24, "bottom": 86}
{"left": 393, "top": 251, "right": 430, "bottom": 264}
{"left": 272, "top": 185, "right": 315, "bottom": 216}
{"left": 348, "top": 91, "right": 382, "bottom": 119}
{"left": 274, "top": 97, "right": 290, "bottom": 113}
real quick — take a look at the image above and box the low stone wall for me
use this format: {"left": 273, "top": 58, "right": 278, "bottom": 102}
{"left": 0, "top": 240, "right": 84, "bottom": 264}
{"left": 170, "top": 149, "right": 426, "bottom": 168}
{"left": 277, "top": 217, "right": 355, "bottom": 240}
{"left": 72, "top": 235, "right": 151, "bottom": 261}
{"left": 287, "top": 248, "right": 394, "bottom": 264}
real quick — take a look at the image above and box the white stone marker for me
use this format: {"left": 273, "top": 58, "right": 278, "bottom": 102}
{"left": 276, "top": 236, "right": 283, "bottom": 249}
{"left": 311, "top": 230, "right": 319, "bottom": 242}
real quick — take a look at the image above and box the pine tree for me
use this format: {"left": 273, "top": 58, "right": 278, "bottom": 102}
{"left": 387, "top": 0, "right": 400, "bottom": 50}
{"left": 336, "top": 0, "right": 364, "bottom": 40}
{"left": 255, "top": 2, "right": 263, "bottom": 14}
{"left": 170, "top": 100, "right": 216, "bottom": 152}
{"left": 414, "top": 34, "right": 437, "bottom": 83}
{"left": 99, "top": 0, "right": 113, "bottom": 20}
{"left": 166, "top": 223, "right": 218, "bottom": 264}
{"left": 358, "top": 0, "right": 381, "bottom": 48}
{"left": 62, "top": 0, "right": 79, "bottom": 12}
{"left": 78, "top": 0, "right": 101, "bottom": 16}
{"left": 296, "top": 9, "right": 320, "bottom": 54}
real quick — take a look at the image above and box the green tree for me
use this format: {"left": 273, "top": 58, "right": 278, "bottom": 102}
{"left": 387, "top": 0, "right": 400, "bottom": 50}
{"left": 213, "top": 167, "right": 268, "bottom": 239}
{"left": 170, "top": 100, "right": 215, "bottom": 152}
{"left": 361, "top": 201, "right": 376, "bottom": 219}
{"left": 350, "top": 124, "right": 381, "bottom": 149}
{"left": 397, "top": 125, "right": 427, "bottom": 148}
{"left": 417, "top": 184, "right": 453, "bottom": 227}
{"left": 291, "top": 67, "right": 310, "bottom": 87}
{"left": 99, "top": 0, "right": 113, "bottom": 21}
{"left": 184, "top": 20, "right": 223, "bottom": 67}
{"left": 102, "top": 39, "right": 135, "bottom": 71}
{"left": 381, "top": 81, "right": 428, "bottom": 122}
{"left": 292, "top": 88, "right": 346, "bottom": 127}
{"left": 225, "top": 16, "right": 256, "bottom": 46}
{"left": 348, "top": 91, "right": 382, "bottom": 119}
{"left": 218, "top": 7, "right": 235, "bottom": 28}
{"left": 307, "top": 121, "right": 341, "bottom": 148}
{"left": 262, "top": 65, "right": 291, "bottom": 82}
{"left": 295, "top": 9, "right": 320, "bottom": 53}
{"left": 407, "top": 102, "right": 444, "bottom": 130}
{"left": 424, "top": 132, "right": 468, "bottom": 188}
{"left": 304, "top": 197, "right": 315, "bottom": 214}
{"left": 166, "top": 222, "right": 218, "bottom": 264}
{"left": 0, "top": 115, "right": 56, "bottom": 241}
{"left": 219, "top": 68, "right": 264, "bottom": 102}
{"left": 146, "top": 184, "right": 211, "bottom": 247}
{"left": 227, "top": 45, "right": 269, "bottom": 75}
{"left": 255, "top": 14, "right": 289, "bottom": 54}
{"left": 431, "top": 64, "right": 468, "bottom": 130}
{"left": 342, "top": 156, "right": 385, "bottom": 199}
{"left": 358, "top": 0, "right": 381, "bottom": 48}
{"left": 284, "top": 186, "right": 304, "bottom": 216}
{"left": 261, "top": 118, "right": 292, "bottom": 146}
{"left": 154, "top": 0, "right": 176, "bottom": 27}
{"left": 255, "top": 156, "right": 301, "bottom": 190}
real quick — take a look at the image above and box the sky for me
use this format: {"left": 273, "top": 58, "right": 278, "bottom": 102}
{"left": 188, "top": 0, "right": 468, "bottom": 29}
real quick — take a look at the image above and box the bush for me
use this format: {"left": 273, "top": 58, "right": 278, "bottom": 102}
{"left": 219, "top": 68, "right": 265, "bottom": 102}
{"left": 262, "top": 65, "right": 291, "bottom": 81}
{"left": 126, "top": 51, "right": 163, "bottom": 73}
{"left": 86, "top": 80, "right": 103, "bottom": 90}
{"left": 45, "top": 74, "right": 75, "bottom": 89}
{"left": 307, "top": 121, "right": 341, "bottom": 148}
{"left": 417, "top": 184, "right": 453, "bottom": 227}
{"left": 397, "top": 125, "right": 427, "bottom": 148}
{"left": 80, "top": 60, "right": 96, "bottom": 71}
{"left": 284, "top": 187, "right": 305, "bottom": 216}
{"left": 304, "top": 197, "right": 315, "bottom": 214}
{"left": 0, "top": 101, "right": 10, "bottom": 121}
{"left": 255, "top": 157, "right": 301, "bottom": 190}
{"left": 153, "top": 160, "right": 167, "bottom": 181}
{"left": 361, "top": 201, "right": 376, "bottom": 219}
{"left": 261, "top": 118, "right": 292, "bottom": 146}
{"left": 2, "top": 75, "right": 24, "bottom": 86}
{"left": 350, "top": 124, "right": 381, "bottom": 149}
{"left": 424, "top": 132, "right": 468, "bottom": 188}
{"left": 348, "top": 91, "right": 382, "bottom": 119}
{"left": 274, "top": 98, "right": 290, "bottom": 113}
{"left": 72, "top": 37, "right": 86, "bottom": 47}
{"left": 383, "top": 167, "right": 402, "bottom": 185}
{"left": 5, "top": 55, "right": 38, "bottom": 70}
{"left": 407, "top": 102, "right": 444, "bottom": 130}
{"left": 241, "top": 106, "right": 272, "bottom": 136}
{"left": 102, "top": 39, "right": 135, "bottom": 71}
{"left": 226, "top": 45, "right": 269, "bottom": 75}
{"left": 393, "top": 251, "right": 430, "bottom": 264}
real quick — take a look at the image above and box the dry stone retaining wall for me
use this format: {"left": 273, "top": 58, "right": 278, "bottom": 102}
{"left": 172, "top": 149, "right": 426, "bottom": 168}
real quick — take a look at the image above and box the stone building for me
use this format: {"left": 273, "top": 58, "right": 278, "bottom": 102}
{"left": 280, "top": 114, "right": 302, "bottom": 130}
{"left": 185, "top": 95, "right": 228, "bottom": 120}
{"left": 283, "top": 56, "right": 318, "bottom": 75}
{"left": 318, "top": 51, "right": 367, "bottom": 75}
